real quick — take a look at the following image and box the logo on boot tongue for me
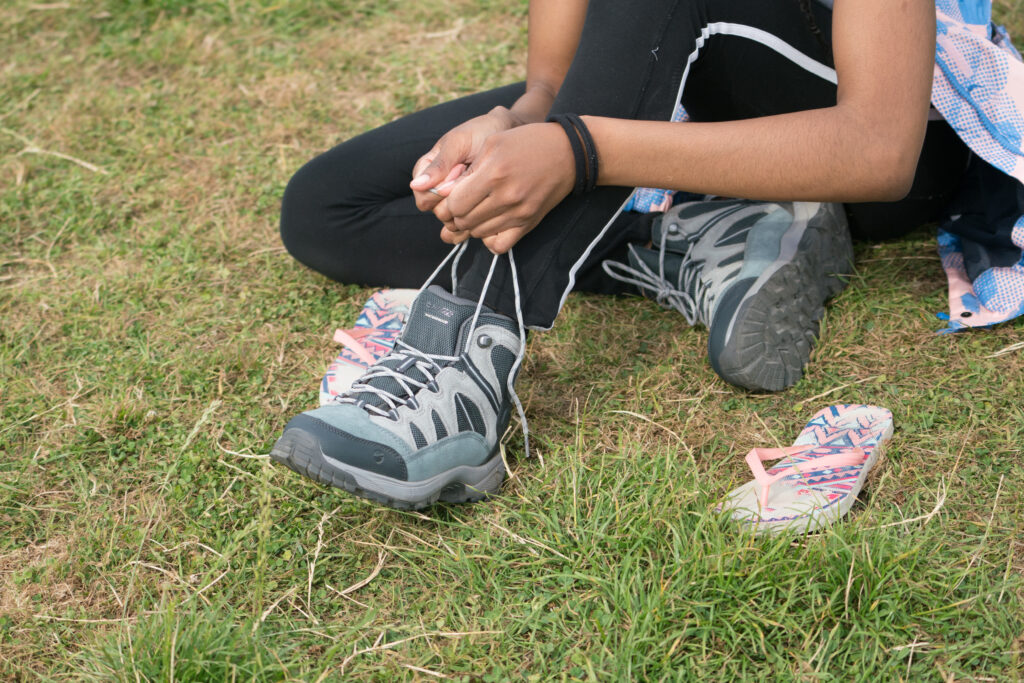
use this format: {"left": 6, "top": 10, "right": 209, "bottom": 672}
{"left": 423, "top": 301, "right": 455, "bottom": 325}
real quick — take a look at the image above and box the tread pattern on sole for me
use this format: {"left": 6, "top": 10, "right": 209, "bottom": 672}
{"left": 711, "top": 210, "right": 854, "bottom": 392}
{"left": 270, "top": 429, "right": 504, "bottom": 510}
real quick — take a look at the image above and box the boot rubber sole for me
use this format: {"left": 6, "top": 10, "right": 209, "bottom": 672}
{"left": 269, "top": 428, "right": 505, "bottom": 510}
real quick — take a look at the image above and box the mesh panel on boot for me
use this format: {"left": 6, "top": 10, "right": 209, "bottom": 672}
{"left": 432, "top": 410, "right": 448, "bottom": 440}
{"left": 352, "top": 286, "right": 481, "bottom": 409}
{"left": 490, "top": 346, "right": 517, "bottom": 387}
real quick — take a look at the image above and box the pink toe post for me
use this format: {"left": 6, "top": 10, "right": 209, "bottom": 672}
{"left": 332, "top": 327, "right": 378, "bottom": 366}
{"left": 745, "top": 446, "right": 866, "bottom": 508}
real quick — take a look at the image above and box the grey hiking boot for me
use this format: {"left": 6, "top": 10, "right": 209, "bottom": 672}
{"left": 603, "top": 199, "right": 853, "bottom": 392}
{"left": 270, "top": 284, "right": 523, "bottom": 509}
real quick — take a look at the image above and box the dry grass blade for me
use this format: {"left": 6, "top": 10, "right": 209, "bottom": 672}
{"left": 875, "top": 477, "right": 948, "bottom": 529}
{"left": 128, "top": 562, "right": 212, "bottom": 607}
{"left": 32, "top": 614, "right": 142, "bottom": 624}
{"left": 0, "top": 376, "right": 90, "bottom": 436}
{"left": 216, "top": 441, "right": 270, "bottom": 459}
{"left": 180, "top": 400, "right": 223, "bottom": 455}
{"left": 485, "top": 519, "right": 570, "bottom": 561}
{"left": 18, "top": 147, "right": 109, "bottom": 174}
{"left": 253, "top": 586, "right": 301, "bottom": 633}
{"left": 987, "top": 340, "right": 1024, "bottom": 358}
{"left": 404, "top": 663, "right": 449, "bottom": 678}
{"left": 2, "top": 126, "right": 108, "bottom": 174}
{"left": 0, "top": 88, "right": 40, "bottom": 123}
{"left": 306, "top": 506, "right": 343, "bottom": 618}
{"left": 337, "top": 630, "right": 500, "bottom": 672}
{"left": 326, "top": 541, "right": 390, "bottom": 598}
{"left": 154, "top": 541, "right": 224, "bottom": 558}
{"left": 608, "top": 409, "right": 684, "bottom": 443}
{"left": 794, "top": 375, "right": 880, "bottom": 408}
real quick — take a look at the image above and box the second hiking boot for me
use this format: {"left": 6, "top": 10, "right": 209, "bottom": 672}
{"left": 604, "top": 200, "right": 853, "bottom": 392}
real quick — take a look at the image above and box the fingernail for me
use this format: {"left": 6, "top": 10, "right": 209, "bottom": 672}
{"left": 437, "top": 180, "right": 456, "bottom": 191}
{"left": 411, "top": 173, "right": 430, "bottom": 186}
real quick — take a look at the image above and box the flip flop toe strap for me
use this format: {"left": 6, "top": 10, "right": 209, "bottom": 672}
{"left": 333, "top": 328, "right": 379, "bottom": 366}
{"left": 745, "top": 446, "right": 866, "bottom": 508}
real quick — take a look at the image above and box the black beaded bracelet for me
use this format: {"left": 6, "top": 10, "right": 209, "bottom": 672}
{"left": 548, "top": 114, "right": 588, "bottom": 196}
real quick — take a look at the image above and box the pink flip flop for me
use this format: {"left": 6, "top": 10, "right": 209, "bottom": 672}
{"left": 318, "top": 288, "right": 418, "bottom": 406}
{"left": 721, "top": 404, "right": 894, "bottom": 535}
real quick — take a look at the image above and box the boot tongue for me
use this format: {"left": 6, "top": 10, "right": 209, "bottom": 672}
{"left": 349, "top": 286, "right": 484, "bottom": 410}
{"left": 627, "top": 246, "right": 710, "bottom": 326}
{"left": 628, "top": 245, "right": 686, "bottom": 289}
{"left": 399, "top": 285, "right": 480, "bottom": 356}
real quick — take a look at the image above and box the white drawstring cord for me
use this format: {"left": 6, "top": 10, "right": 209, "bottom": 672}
{"left": 450, "top": 240, "right": 467, "bottom": 291}
{"left": 467, "top": 254, "right": 499, "bottom": 335}
{"left": 422, "top": 241, "right": 469, "bottom": 294}
{"left": 463, "top": 250, "right": 530, "bottom": 458}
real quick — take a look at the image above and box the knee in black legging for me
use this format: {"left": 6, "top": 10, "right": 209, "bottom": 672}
{"left": 279, "top": 155, "right": 326, "bottom": 270}
{"left": 279, "top": 151, "right": 376, "bottom": 284}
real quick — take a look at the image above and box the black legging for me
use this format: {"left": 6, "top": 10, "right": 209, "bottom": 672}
{"left": 280, "top": 0, "right": 967, "bottom": 328}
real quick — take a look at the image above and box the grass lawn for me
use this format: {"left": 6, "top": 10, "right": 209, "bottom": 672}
{"left": 2, "top": 0, "right": 1023, "bottom": 680}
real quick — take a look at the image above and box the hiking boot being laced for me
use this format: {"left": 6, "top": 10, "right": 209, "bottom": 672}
{"left": 271, "top": 246, "right": 528, "bottom": 509}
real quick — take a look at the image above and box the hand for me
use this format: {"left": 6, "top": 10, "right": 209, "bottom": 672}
{"left": 435, "top": 121, "right": 575, "bottom": 254}
{"left": 409, "top": 106, "right": 521, "bottom": 214}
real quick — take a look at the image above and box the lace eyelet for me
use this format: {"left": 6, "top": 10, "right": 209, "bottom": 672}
{"left": 476, "top": 334, "right": 493, "bottom": 349}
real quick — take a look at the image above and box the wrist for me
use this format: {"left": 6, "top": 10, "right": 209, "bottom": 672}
{"left": 508, "top": 85, "right": 558, "bottom": 126}
{"left": 548, "top": 114, "right": 599, "bottom": 195}
{"left": 488, "top": 105, "right": 526, "bottom": 129}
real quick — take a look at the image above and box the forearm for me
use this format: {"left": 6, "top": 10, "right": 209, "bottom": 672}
{"left": 579, "top": 0, "right": 933, "bottom": 204}
{"left": 504, "top": 0, "right": 588, "bottom": 125}
{"left": 584, "top": 103, "right": 928, "bottom": 203}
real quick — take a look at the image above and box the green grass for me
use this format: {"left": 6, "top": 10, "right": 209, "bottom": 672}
{"left": 2, "top": 0, "right": 1023, "bottom": 680}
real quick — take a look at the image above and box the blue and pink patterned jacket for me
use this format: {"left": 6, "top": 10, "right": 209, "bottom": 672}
{"left": 932, "top": 0, "right": 1024, "bottom": 331}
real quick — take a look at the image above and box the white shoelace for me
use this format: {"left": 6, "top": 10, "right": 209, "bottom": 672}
{"left": 342, "top": 241, "right": 531, "bottom": 458}
{"left": 601, "top": 228, "right": 711, "bottom": 326}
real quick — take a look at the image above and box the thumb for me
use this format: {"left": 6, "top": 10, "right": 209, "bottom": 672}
{"left": 410, "top": 137, "right": 468, "bottom": 190}
{"left": 410, "top": 157, "right": 451, "bottom": 191}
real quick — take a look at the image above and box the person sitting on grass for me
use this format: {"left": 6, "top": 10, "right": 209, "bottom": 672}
{"left": 269, "top": 0, "right": 1014, "bottom": 509}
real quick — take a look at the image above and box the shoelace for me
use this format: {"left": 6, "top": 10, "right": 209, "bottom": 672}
{"left": 601, "top": 228, "right": 713, "bottom": 326}
{"left": 340, "top": 242, "right": 532, "bottom": 458}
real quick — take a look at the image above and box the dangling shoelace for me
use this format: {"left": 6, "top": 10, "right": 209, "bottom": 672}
{"left": 601, "top": 227, "right": 713, "bottom": 326}
{"left": 340, "top": 241, "right": 532, "bottom": 458}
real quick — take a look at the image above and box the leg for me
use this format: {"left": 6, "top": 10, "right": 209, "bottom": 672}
{"left": 280, "top": 83, "right": 525, "bottom": 288}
